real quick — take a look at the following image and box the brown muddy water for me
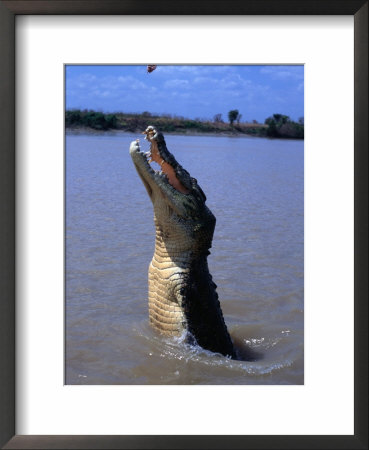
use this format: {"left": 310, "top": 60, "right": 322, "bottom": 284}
{"left": 66, "top": 132, "right": 304, "bottom": 384}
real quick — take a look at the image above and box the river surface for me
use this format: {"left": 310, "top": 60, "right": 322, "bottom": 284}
{"left": 66, "top": 131, "right": 304, "bottom": 385}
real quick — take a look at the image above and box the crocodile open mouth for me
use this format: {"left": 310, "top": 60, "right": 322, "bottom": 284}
{"left": 142, "top": 125, "right": 162, "bottom": 166}
{"left": 132, "top": 138, "right": 167, "bottom": 180}
{"left": 139, "top": 126, "right": 190, "bottom": 195}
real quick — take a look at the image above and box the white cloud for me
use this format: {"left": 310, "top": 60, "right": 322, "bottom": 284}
{"left": 260, "top": 66, "right": 304, "bottom": 80}
{"left": 193, "top": 76, "right": 216, "bottom": 85}
{"left": 164, "top": 79, "right": 190, "bottom": 89}
{"left": 116, "top": 76, "right": 147, "bottom": 90}
{"left": 79, "top": 73, "right": 96, "bottom": 82}
{"left": 158, "top": 65, "right": 235, "bottom": 77}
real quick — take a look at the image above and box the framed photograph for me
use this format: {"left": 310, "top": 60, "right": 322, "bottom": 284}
{"left": 64, "top": 63, "right": 305, "bottom": 387}
{"left": 1, "top": 1, "right": 367, "bottom": 449}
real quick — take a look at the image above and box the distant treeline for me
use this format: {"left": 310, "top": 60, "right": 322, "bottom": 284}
{"left": 265, "top": 114, "right": 304, "bottom": 139}
{"left": 65, "top": 110, "right": 118, "bottom": 130}
{"left": 65, "top": 109, "right": 304, "bottom": 139}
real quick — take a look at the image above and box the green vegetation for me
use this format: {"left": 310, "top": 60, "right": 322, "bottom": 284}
{"left": 65, "top": 109, "right": 304, "bottom": 139}
{"left": 264, "top": 113, "right": 304, "bottom": 139}
{"left": 228, "top": 109, "right": 239, "bottom": 125}
{"left": 65, "top": 110, "right": 118, "bottom": 130}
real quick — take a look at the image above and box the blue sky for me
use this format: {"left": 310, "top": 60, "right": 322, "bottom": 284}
{"left": 66, "top": 65, "right": 304, "bottom": 123}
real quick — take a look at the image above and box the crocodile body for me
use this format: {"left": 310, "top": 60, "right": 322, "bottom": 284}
{"left": 129, "top": 127, "right": 236, "bottom": 358}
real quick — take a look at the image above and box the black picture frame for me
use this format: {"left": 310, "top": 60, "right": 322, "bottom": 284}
{"left": 0, "top": 1, "right": 367, "bottom": 449}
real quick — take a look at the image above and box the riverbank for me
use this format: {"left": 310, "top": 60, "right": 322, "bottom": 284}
{"left": 65, "top": 110, "right": 304, "bottom": 139}
{"left": 65, "top": 125, "right": 269, "bottom": 138}
{"left": 65, "top": 126, "right": 304, "bottom": 141}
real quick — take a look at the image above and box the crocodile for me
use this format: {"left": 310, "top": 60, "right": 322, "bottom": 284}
{"left": 129, "top": 126, "right": 236, "bottom": 359}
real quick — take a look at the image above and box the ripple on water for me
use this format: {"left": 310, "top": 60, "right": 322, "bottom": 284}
{"left": 119, "top": 320, "right": 304, "bottom": 385}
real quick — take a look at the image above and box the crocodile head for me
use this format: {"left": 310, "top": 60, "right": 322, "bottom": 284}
{"left": 129, "top": 126, "right": 215, "bottom": 257}
{"left": 130, "top": 126, "right": 206, "bottom": 203}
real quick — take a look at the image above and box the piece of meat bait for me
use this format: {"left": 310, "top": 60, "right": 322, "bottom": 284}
{"left": 147, "top": 65, "right": 157, "bottom": 73}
